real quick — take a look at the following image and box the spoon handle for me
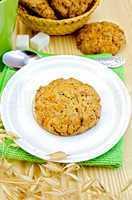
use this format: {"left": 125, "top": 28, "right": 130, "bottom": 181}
{"left": 95, "top": 56, "right": 125, "bottom": 68}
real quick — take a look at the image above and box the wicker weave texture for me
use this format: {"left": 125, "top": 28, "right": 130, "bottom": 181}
{"left": 18, "top": 0, "right": 100, "bottom": 35}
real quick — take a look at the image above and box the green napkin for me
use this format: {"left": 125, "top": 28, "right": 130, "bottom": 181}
{"left": 0, "top": 53, "right": 124, "bottom": 167}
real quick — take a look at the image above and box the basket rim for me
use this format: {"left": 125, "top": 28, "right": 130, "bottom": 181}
{"left": 19, "top": 0, "right": 101, "bottom": 23}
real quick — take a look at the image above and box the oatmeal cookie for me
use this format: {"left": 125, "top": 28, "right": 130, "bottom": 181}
{"left": 34, "top": 78, "right": 101, "bottom": 136}
{"left": 20, "top": 0, "right": 56, "bottom": 19}
{"left": 76, "top": 21, "right": 126, "bottom": 55}
{"left": 51, "top": 0, "right": 93, "bottom": 18}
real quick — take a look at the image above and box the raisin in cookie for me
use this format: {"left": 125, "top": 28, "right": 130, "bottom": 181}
{"left": 20, "top": 0, "right": 56, "bottom": 19}
{"left": 51, "top": 0, "right": 93, "bottom": 18}
{"left": 76, "top": 21, "right": 126, "bottom": 55}
{"left": 34, "top": 78, "right": 101, "bottom": 136}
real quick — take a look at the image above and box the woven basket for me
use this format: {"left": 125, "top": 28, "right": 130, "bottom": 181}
{"left": 18, "top": 0, "right": 101, "bottom": 35}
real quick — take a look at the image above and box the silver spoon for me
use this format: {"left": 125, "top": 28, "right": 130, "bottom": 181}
{"left": 2, "top": 50, "right": 125, "bottom": 69}
{"left": 2, "top": 50, "right": 38, "bottom": 69}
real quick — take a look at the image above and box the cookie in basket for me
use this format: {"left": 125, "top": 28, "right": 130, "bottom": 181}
{"left": 76, "top": 21, "right": 126, "bottom": 55}
{"left": 20, "top": 0, "right": 56, "bottom": 19}
{"left": 34, "top": 78, "right": 101, "bottom": 136}
{"left": 51, "top": 0, "right": 94, "bottom": 18}
{"left": 18, "top": 0, "right": 100, "bottom": 35}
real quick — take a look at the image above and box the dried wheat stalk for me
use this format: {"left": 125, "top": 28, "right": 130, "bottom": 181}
{"left": 0, "top": 159, "right": 122, "bottom": 200}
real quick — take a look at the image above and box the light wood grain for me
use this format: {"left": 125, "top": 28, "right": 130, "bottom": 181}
{"left": 15, "top": 0, "right": 132, "bottom": 199}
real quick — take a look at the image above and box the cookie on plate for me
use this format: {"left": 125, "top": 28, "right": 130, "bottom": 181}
{"left": 76, "top": 21, "right": 126, "bottom": 55}
{"left": 20, "top": 0, "right": 56, "bottom": 19}
{"left": 51, "top": 0, "right": 93, "bottom": 18}
{"left": 34, "top": 78, "right": 101, "bottom": 136}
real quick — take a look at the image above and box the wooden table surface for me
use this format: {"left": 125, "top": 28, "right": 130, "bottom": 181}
{"left": 16, "top": 0, "right": 132, "bottom": 199}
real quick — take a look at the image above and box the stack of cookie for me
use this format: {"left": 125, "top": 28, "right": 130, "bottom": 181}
{"left": 19, "top": 0, "right": 94, "bottom": 19}
{"left": 18, "top": 0, "right": 100, "bottom": 35}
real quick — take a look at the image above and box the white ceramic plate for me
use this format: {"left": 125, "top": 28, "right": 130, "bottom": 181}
{"left": 0, "top": 55, "right": 131, "bottom": 163}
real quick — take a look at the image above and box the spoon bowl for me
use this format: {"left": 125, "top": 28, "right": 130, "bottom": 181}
{"left": 2, "top": 50, "right": 38, "bottom": 69}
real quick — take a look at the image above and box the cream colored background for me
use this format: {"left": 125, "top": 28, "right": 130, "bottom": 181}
{"left": 16, "top": 0, "right": 132, "bottom": 199}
